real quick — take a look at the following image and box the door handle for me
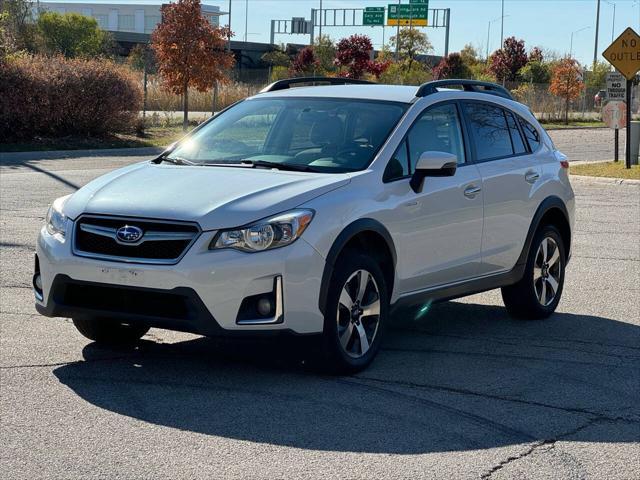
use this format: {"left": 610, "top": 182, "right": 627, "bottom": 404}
{"left": 525, "top": 171, "right": 540, "bottom": 184}
{"left": 463, "top": 185, "right": 482, "bottom": 198}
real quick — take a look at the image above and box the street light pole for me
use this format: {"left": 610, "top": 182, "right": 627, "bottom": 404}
{"left": 486, "top": 15, "right": 510, "bottom": 60}
{"left": 570, "top": 26, "right": 590, "bottom": 58}
{"left": 244, "top": 0, "right": 248, "bottom": 43}
{"left": 226, "top": 0, "right": 232, "bottom": 51}
{"left": 604, "top": 1, "right": 615, "bottom": 43}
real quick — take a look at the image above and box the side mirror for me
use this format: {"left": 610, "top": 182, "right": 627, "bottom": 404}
{"left": 409, "top": 151, "right": 458, "bottom": 193}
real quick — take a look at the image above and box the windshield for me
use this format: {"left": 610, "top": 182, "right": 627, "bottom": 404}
{"left": 167, "top": 97, "right": 408, "bottom": 173}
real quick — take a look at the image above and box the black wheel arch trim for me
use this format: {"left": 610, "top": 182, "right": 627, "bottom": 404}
{"left": 516, "top": 196, "right": 571, "bottom": 266}
{"left": 318, "top": 218, "right": 397, "bottom": 315}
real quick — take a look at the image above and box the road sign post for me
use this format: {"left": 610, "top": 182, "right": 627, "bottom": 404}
{"left": 602, "top": 27, "right": 640, "bottom": 169}
{"left": 603, "top": 100, "right": 627, "bottom": 161}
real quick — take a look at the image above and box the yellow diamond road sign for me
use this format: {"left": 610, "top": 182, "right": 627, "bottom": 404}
{"left": 602, "top": 27, "right": 640, "bottom": 81}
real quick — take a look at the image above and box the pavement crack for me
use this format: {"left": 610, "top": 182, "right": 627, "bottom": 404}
{"left": 479, "top": 417, "right": 626, "bottom": 479}
{"left": 380, "top": 345, "right": 636, "bottom": 366}
{"left": 352, "top": 376, "right": 639, "bottom": 422}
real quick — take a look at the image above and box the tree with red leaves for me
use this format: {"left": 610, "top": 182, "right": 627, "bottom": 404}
{"left": 151, "top": 0, "right": 234, "bottom": 130}
{"left": 334, "top": 34, "right": 388, "bottom": 79}
{"left": 432, "top": 52, "right": 471, "bottom": 80}
{"left": 549, "top": 57, "right": 584, "bottom": 125}
{"left": 289, "top": 46, "right": 319, "bottom": 77}
{"left": 488, "top": 36, "right": 528, "bottom": 82}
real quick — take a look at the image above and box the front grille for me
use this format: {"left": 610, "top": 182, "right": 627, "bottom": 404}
{"left": 60, "top": 282, "right": 191, "bottom": 320}
{"left": 74, "top": 215, "right": 200, "bottom": 264}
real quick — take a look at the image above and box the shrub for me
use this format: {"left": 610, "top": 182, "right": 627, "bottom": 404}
{"left": 0, "top": 54, "right": 142, "bottom": 140}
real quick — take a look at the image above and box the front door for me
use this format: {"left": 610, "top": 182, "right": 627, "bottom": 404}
{"left": 381, "top": 102, "right": 484, "bottom": 294}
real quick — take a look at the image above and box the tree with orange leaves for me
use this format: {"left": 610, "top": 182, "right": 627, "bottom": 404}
{"left": 151, "top": 0, "right": 234, "bottom": 130}
{"left": 549, "top": 57, "right": 585, "bottom": 125}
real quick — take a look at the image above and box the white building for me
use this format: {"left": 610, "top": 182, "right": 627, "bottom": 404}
{"left": 37, "top": 1, "right": 224, "bottom": 35}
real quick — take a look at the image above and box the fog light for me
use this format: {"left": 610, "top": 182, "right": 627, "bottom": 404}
{"left": 34, "top": 274, "right": 42, "bottom": 291}
{"left": 257, "top": 297, "right": 273, "bottom": 317}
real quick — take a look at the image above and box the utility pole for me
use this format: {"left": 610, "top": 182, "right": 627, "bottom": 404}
{"left": 500, "top": 0, "right": 505, "bottom": 48}
{"left": 395, "top": 0, "right": 401, "bottom": 61}
{"left": 593, "top": 0, "right": 601, "bottom": 68}
{"left": 318, "top": 0, "right": 322, "bottom": 39}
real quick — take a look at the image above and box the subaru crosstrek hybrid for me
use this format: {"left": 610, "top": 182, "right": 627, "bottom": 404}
{"left": 35, "top": 79, "right": 575, "bottom": 373}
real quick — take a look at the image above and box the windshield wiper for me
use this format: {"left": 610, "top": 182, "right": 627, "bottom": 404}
{"left": 159, "top": 156, "right": 198, "bottom": 166}
{"left": 240, "top": 160, "right": 319, "bottom": 172}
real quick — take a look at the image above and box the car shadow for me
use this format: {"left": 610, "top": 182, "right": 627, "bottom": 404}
{"left": 53, "top": 301, "right": 640, "bottom": 454}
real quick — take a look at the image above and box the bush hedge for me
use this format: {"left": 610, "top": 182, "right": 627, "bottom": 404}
{"left": 0, "top": 55, "right": 142, "bottom": 141}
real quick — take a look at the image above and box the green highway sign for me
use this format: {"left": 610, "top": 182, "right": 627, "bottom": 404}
{"left": 387, "top": 2, "right": 428, "bottom": 26}
{"left": 363, "top": 7, "right": 385, "bottom": 26}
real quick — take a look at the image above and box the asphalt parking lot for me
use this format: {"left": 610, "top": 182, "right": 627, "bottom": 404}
{"left": 1, "top": 150, "right": 639, "bottom": 479}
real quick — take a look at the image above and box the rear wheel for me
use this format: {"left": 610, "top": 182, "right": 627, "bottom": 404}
{"left": 72, "top": 317, "right": 149, "bottom": 345}
{"left": 320, "top": 253, "right": 389, "bottom": 374}
{"left": 502, "top": 225, "right": 566, "bottom": 319}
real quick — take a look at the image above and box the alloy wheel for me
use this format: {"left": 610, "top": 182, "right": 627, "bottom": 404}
{"left": 533, "top": 237, "right": 562, "bottom": 307}
{"left": 336, "top": 269, "right": 381, "bottom": 358}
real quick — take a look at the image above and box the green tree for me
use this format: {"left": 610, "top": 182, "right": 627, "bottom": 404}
{"left": 261, "top": 47, "right": 289, "bottom": 68}
{"left": 36, "top": 11, "right": 113, "bottom": 58}
{"left": 459, "top": 43, "right": 480, "bottom": 67}
{"left": 0, "top": 0, "right": 36, "bottom": 51}
{"left": 378, "top": 59, "right": 431, "bottom": 85}
{"left": 586, "top": 60, "right": 610, "bottom": 88}
{"left": 518, "top": 61, "right": 551, "bottom": 84}
{"left": 313, "top": 35, "right": 336, "bottom": 74}
{"left": 389, "top": 27, "right": 432, "bottom": 70}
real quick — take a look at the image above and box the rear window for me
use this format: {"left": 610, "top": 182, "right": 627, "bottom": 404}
{"left": 463, "top": 102, "right": 513, "bottom": 161}
{"left": 519, "top": 117, "right": 541, "bottom": 151}
{"left": 505, "top": 111, "right": 527, "bottom": 155}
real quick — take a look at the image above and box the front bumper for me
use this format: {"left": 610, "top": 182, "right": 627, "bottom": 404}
{"left": 35, "top": 223, "right": 327, "bottom": 336}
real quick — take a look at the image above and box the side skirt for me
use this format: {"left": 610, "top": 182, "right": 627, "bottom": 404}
{"left": 390, "top": 264, "right": 525, "bottom": 313}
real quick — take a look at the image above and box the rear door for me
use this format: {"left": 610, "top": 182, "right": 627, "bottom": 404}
{"left": 380, "top": 102, "right": 484, "bottom": 293}
{"left": 462, "top": 101, "right": 542, "bottom": 274}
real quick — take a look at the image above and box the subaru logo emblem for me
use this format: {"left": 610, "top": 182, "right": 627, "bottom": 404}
{"left": 116, "top": 225, "right": 143, "bottom": 243}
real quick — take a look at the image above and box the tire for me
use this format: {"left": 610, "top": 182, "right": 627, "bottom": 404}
{"left": 72, "top": 317, "right": 149, "bottom": 345}
{"left": 502, "top": 224, "right": 566, "bottom": 319}
{"left": 320, "top": 252, "right": 389, "bottom": 374}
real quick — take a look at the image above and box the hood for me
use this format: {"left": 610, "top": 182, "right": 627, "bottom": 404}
{"left": 63, "top": 162, "right": 350, "bottom": 230}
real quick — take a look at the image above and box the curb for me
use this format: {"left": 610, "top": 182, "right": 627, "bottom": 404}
{"left": 570, "top": 174, "right": 640, "bottom": 185}
{"left": 0, "top": 147, "right": 164, "bottom": 163}
{"left": 544, "top": 126, "right": 607, "bottom": 131}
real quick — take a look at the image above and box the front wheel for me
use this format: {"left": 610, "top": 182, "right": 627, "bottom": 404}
{"left": 502, "top": 225, "right": 566, "bottom": 319}
{"left": 72, "top": 317, "right": 149, "bottom": 345}
{"left": 320, "top": 253, "right": 389, "bottom": 374}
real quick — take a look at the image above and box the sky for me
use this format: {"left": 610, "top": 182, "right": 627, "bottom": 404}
{"left": 43, "top": 0, "right": 640, "bottom": 66}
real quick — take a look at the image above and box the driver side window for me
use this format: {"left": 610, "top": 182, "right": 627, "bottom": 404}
{"left": 407, "top": 103, "right": 466, "bottom": 170}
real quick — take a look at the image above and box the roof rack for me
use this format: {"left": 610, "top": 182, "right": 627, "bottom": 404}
{"left": 416, "top": 79, "right": 513, "bottom": 100}
{"left": 260, "top": 77, "right": 375, "bottom": 93}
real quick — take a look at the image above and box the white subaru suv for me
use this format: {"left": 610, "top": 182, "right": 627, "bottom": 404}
{"left": 35, "top": 78, "right": 575, "bottom": 373}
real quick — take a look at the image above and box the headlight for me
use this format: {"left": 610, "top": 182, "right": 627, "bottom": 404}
{"left": 210, "top": 209, "right": 314, "bottom": 253}
{"left": 45, "top": 195, "right": 70, "bottom": 239}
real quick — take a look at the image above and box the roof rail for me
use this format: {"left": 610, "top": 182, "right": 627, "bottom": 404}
{"left": 416, "top": 79, "right": 513, "bottom": 100}
{"left": 260, "top": 77, "right": 375, "bottom": 93}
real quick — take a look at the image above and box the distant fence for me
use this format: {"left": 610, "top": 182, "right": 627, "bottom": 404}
{"left": 507, "top": 81, "right": 639, "bottom": 121}
{"left": 142, "top": 72, "right": 639, "bottom": 121}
